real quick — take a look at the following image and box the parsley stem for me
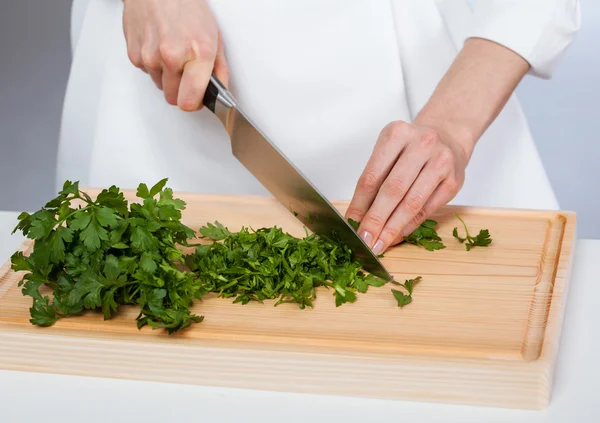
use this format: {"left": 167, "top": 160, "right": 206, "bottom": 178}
{"left": 454, "top": 213, "right": 471, "bottom": 240}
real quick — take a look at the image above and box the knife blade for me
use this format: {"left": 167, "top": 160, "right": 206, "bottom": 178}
{"left": 202, "top": 74, "right": 392, "bottom": 281}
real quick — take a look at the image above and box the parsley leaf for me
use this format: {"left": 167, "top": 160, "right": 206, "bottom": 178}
{"left": 404, "top": 220, "right": 446, "bottom": 251}
{"left": 390, "top": 276, "right": 422, "bottom": 307}
{"left": 199, "top": 221, "right": 230, "bottom": 240}
{"left": 149, "top": 178, "right": 168, "bottom": 197}
{"left": 452, "top": 214, "right": 492, "bottom": 250}
{"left": 402, "top": 276, "right": 421, "bottom": 295}
{"left": 391, "top": 289, "right": 412, "bottom": 307}
{"left": 29, "top": 296, "right": 58, "bottom": 326}
{"left": 348, "top": 218, "right": 360, "bottom": 231}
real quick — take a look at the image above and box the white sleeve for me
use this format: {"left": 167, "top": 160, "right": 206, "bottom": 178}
{"left": 466, "top": 0, "right": 581, "bottom": 78}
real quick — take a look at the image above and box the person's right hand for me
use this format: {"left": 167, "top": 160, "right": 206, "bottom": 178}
{"left": 123, "top": 0, "right": 230, "bottom": 111}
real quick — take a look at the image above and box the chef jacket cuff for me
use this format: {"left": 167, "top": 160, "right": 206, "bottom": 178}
{"left": 464, "top": 0, "right": 581, "bottom": 79}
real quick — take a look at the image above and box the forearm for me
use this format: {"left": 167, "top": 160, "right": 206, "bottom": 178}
{"left": 414, "top": 37, "right": 530, "bottom": 162}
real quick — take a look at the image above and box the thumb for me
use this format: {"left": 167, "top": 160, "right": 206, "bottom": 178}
{"left": 213, "top": 31, "right": 230, "bottom": 88}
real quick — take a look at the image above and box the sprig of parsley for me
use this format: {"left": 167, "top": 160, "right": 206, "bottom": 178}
{"left": 391, "top": 276, "right": 422, "bottom": 307}
{"left": 403, "top": 220, "right": 446, "bottom": 251}
{"left": 452, "top": 214, "right": 492, "bottom": 251}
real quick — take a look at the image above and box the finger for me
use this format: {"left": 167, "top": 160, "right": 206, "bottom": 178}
{"left": 140, "top": 43, "right": 162, "bottom": 73}
{"left": 177, "top": 58, "right": 214, "bottom": 111}
{"left": 124, "top": 22, "right": 144, "bottom": 69}
{"left": 159, "top": 41, "right": 188, "bottom": 73}
{"left": 345, "top": 122, "right": 410, "bottom": 224}
{"left": 357, "top": 141, "right": 432, "bottom": 248}
{"left": 128, "top": 49, "right": 144, "bottom": 70}
{"left": 392, "top": 177, "right": 460, "bottom": 246}
{"left": 213, "top": 31, "right": 230, "bottom": 88}
{"left": 149, "top": 68, "right": 163, "bottom": 90}
{"left": 162, "top": 68, "right": 183, "bottom": 106}
{"left": 372, "top": 158, "right": 451, "bottom": 253}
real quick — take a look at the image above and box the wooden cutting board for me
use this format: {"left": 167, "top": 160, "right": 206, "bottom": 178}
{"left": 0, "top": 191, "right": 576, "bottom": 410}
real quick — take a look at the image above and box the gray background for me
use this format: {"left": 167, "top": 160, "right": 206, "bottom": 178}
{"left": 0, "top": 0, "right": 598, "bottom": 238}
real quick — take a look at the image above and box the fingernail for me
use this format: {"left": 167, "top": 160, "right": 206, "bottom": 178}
{"left": 360, "top": 231, "right": 373, "bottom": 246}
{"left": 372, "top": 239, "right": 384, "bottom": 255}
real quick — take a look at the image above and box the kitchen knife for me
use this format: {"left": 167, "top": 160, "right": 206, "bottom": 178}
{"left": 202, "top": 74, "right": 392, "bottom": 281}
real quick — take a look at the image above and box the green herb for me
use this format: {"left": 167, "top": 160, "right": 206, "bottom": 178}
{"left": 452, "top": 214, "right": 492, "bottom": 251}
{"left": 187, "top": 223, "right": 387, "bottom": 308}
{"left": 11, "top": 180, "right": 422, "bottom": 335}
{"left": 391, "top": 289, "right": 412, "bottom": 307}
{"left": 391, "top": 276, "right": 422, "bottom": 307}
{"left": 404, "top": 220, "right": 445, "bottom": 251}
{"left": 11, "top": 179, "right": 203, "bottom": 334}
{"left": 348, "top": 218, "right": 360, "bottom": 231}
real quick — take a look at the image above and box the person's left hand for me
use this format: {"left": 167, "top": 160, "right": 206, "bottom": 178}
{"left": 345, "top": 120, "right": 471, "bottom": 255}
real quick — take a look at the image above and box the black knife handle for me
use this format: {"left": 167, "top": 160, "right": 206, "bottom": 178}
{"left": 203, "top": 73, "right": 234, "bottom": 114}
{"left": 202, "top": 74, "right": 220, "bottom": 113}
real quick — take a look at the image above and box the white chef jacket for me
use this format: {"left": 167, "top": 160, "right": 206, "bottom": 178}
{"left": 59, "top": 0, "right": 580, "bottom": 210}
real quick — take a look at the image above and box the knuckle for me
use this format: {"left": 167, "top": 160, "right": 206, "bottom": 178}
{"left": 381, "top": 177, "right": 406, "bottom": 198}
{"left": 444, "top": 177, "right": 460, "bottom": 194}
{"left": 380, "top": 226, "right": 401, "bottom": 244}
{"left": 191, "top": 38, "right": 217, "bottom": 61}
{"left": 411, "top": 209, "right": 427, "bottom": 226}
{"left": 404, "top": 195, "right": 424, "bottom": 214}
{"left": 127, "top": 49, "right": 144, "bottom": 68}
{"left": 357, "top": 171, "right": 380, "bottom": 193}
{"left": 345, "top": 206, "right": 367, "bottom": 220}
{"left": 159, "top": 41, "right": 184, "bottom": 68}
{"left": 141, "top": 48, "right": 161, "bottom": 70}
{"left": 434, "top": 148, "right": 455, "bottom": 170}
{"left": 365, "top": 212, "right": 386, "bottom": 228}
{"left": 419, "top": 129, "right": 441, "bottom": 148}
{"left": 379, "top": 121, "right": 407, "bottom": 144}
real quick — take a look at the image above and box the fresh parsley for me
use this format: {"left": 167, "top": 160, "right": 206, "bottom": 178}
{"left": 404, "top": 220, "right": 446, "bottom": 251}
{"left": 452, "top": 214, "right": 492, "bottom": 251}
{"left": 11, "top": 179, "right": 202, "bottom": 334}
{"left": 11, "top": 180, "right": 422, "bottom": 334}
{"left": 348, "top": 218, "right": 360, "bottom": 231}
{"left": 188, "top": 223, "right": 388, "bottom": 308}
{"left": 391, "top": 276, "right": 422, "bottom": 307}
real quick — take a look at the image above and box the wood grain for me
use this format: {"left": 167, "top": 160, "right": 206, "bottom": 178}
{"left": 0, "top": 191, "right": 576, "bottom": 409}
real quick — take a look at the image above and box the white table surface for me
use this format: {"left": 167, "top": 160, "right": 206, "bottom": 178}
{"left": 0, "top": 210, "right": 598, "bottom": 423}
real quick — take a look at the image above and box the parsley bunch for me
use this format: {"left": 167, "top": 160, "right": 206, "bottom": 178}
{"left": 187, "top": 222, "right": 387, "bottom": 308}
{"left": 11, "top": 179, "right": 203, "bottom": 334}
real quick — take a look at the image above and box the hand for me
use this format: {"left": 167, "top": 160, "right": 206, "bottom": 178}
{"left": 123, "top": 0, "right": 229, "bottom": 111}
{"left": 345, "top": 121, "right": 470, "bottom": 255}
